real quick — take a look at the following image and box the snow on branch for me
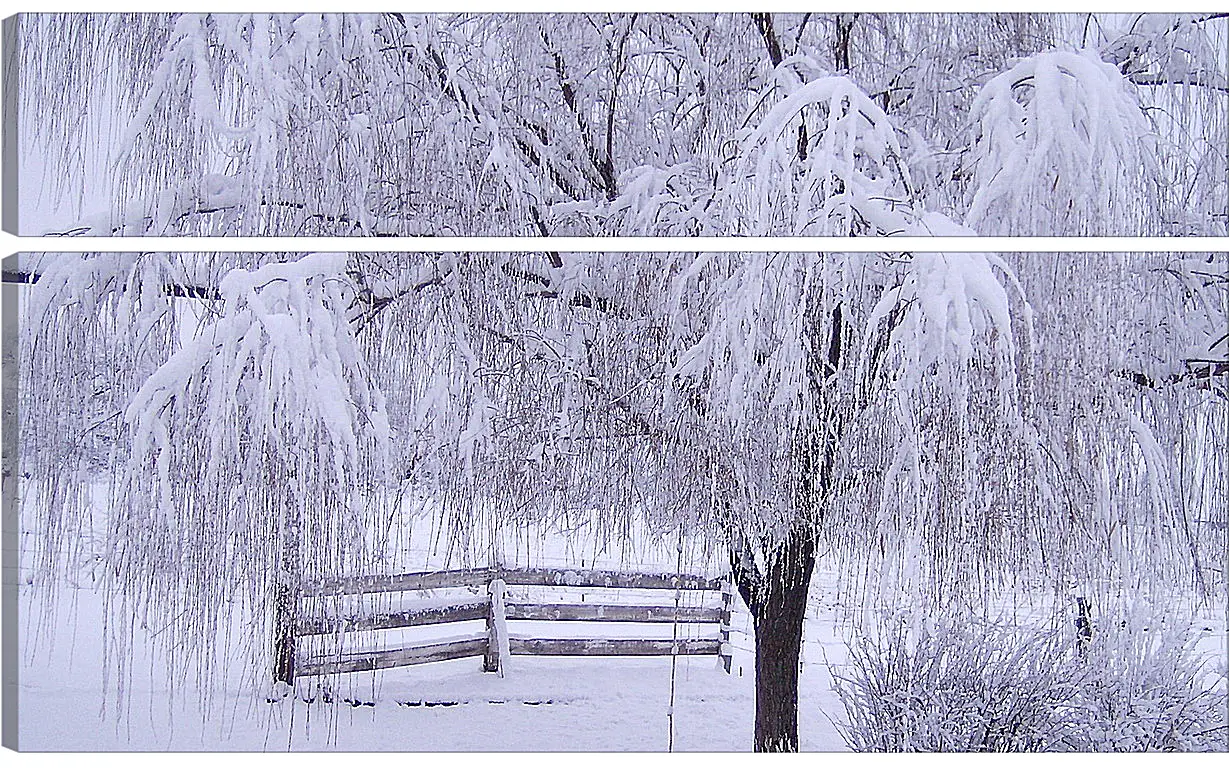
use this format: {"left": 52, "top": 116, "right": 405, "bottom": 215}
{"left": 126, "top": 253, "right": 390, "bottom": 492}
{"left": 106, "top": 254, "right": 392, "bottom": 700}
{"left": 728, "top": 76, "right": 917, "bottom": 236}
{"left": 868, "top": 250, "right": 1025, "bottom": 402}
{"left": 966, "top": 49, "right": 1160, "bottom": 236}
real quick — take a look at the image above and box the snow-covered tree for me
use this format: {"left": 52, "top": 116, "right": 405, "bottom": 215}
{"left": 16, "top": 12, "right": 1228, "bottom": 236}
{"left": 8, "top": 6, "right": 1227, "bottom": 756}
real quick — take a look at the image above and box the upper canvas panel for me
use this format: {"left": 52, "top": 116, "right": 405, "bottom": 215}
{"left": 9, "top": 13, "right": 1228, "bottom": 237}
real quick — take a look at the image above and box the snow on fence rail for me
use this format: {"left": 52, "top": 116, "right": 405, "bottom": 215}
{"left": 300, "top": 567, "right": 724, "bottom": 595}
{"left": 284, "top": 567, "right": 734, "bottom": 680}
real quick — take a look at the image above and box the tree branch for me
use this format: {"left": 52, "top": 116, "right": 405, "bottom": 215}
{"left": 729, "top": 530, "right": 765, "bottom": 618}
{"left": 2, "top": 269, "right": 222, "bottom": 301}
{"left": 543, "top": 30, "right": 616, "bottom": 200}
{"left": 1120, "top": 361, "right": 1229, "bottom": 399}
{"left": 1129, "top": 73, "right": 1229, "bottom": 92}
{"left": 751, "top": 13, "right": 783, "bottom": 68}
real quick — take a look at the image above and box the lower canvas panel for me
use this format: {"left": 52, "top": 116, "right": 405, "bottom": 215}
{"left": 3, "top": 252, "right": 1226, "bottom": 751}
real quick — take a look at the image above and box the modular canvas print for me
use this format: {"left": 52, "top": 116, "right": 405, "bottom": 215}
{"left": 7, "top": 12, "right": 1228, "bottom": 237}
{"left": 1, "top": 8, "right": 1228, "bottom": 754}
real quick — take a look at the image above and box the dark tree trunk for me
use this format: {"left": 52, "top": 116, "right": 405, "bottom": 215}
{"left": 728, "top": 301, "right": 841, "bottom": 751}
{"left": 732, "top": 522, "right": 818, "bottom": 752}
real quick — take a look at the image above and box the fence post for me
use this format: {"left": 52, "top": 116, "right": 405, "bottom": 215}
{"left": 1075, "top": 595, "right": 1093, "bottom": 657}
{"left": 719, "top": 574, "right": 733, "bottom": 673}
{"left": 273, "top": 582, "right": 297, "bottom": 685}
{"left": 273, "top": 511, "right": 301, "bottom": 686}
{"left": 484, "top": 574, "right": 507, "bottom": 675}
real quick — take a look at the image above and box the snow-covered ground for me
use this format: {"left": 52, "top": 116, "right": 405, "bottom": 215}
{"left": 15, "top": 577, "right": 850, "bottom": 751}
{"left": 18, "top": 569, "right": 1225, "bottom": 751}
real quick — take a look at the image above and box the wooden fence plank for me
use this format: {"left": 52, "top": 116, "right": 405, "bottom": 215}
{"left": 719, "top": 577, "right": 734, "bottom": 673}
{"left": 297, "top": 637, "right": 488, "bottom": 676}
{"left": 508, "top": 638, "right": 721, "bottom": 657}
{"left": 296, "top": 601, "right": 489, "bottom": 636}
{"left": 300, "top": 568, "right": 494, "bottom": 596}
{"left": 505, "top": 603, "right": 722, "bottom": 623}
{"left": 300, "top": 567, "right": 724, "bottom": 596}
{"left": 500, "top": 568, "right": 723, "bottom": 591}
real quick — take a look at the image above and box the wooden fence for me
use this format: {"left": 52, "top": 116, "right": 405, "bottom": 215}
{"left": 282, "top": 567, "right": 734, "bottom": 680}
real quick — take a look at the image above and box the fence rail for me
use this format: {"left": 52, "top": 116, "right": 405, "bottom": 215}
{"left": 504, "top": 603, "right": 722, "bottom": 623}
{"left": 300, "top": 568, "right": 493, "bottom": 596}
{"left": 298, "top": 636, "right": 489, "bottom": 676}
{"left": 296, "top": 600, "right": 489, "bottom": 636}
{"left": 283, "top": 567, "right": 734, "bottom": 681}
{"left": 508, "top": 638, "right": 722, "bottom": 657}
{"left": 299, "top": 566, "right": 724, "bottom": 595}
{"left": 500, "top": 567, "right": 724, "bottom": 591}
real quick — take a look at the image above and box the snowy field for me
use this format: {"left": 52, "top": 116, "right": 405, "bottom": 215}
{"left": 16, "top": 573, "right": 854, "bottom": 750}
{"left": 15, "top": 550, "right": 1226, "bottom": 751}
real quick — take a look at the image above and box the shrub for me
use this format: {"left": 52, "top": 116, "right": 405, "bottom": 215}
{"left": 1064, "top": 621, "right": 1228, "bottom": 751}
{"left": 832, "top": 616, "right": 1227, "bottom": 752}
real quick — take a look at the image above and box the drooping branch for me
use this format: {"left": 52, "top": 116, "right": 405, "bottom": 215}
{"left": 1120, "top": 361, "right": 1229, "bottom": 399}
{"left": 4, "top": 261, "right": 448, "bottom": 333}
{"left": 393, "top": 35, "right": 591, "bottom": 224}
{"left": 2, "top": 268, "right": 222, "bottom": 301}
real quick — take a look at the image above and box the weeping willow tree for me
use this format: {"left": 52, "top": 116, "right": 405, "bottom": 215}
{"left": 8, "top": 6, "right": 1228, "bottom": 757}
{"left": 15, "top": 12, "right": 1228, "bottom": 236}
{"left": 13, "top": 250, "right": 1226, "bottom": 750}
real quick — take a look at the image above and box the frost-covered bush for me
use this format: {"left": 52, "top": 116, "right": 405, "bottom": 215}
{"left": 1066, "top": 622, "right": 1229, "bottom": 752}
{"left": 833, "top": 617, "right": 1228, "bottom": 752}
{"left": 832, "top": 620, "right": 1082, "bottom": 751}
